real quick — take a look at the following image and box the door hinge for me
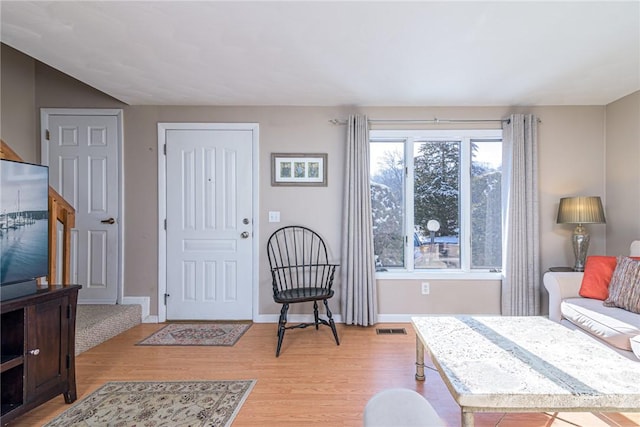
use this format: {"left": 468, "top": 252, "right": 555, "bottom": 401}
{"left": 164, "top": 144, "right": 167, "bottom": 155}
{"left": 66, "top": 354, "right": 71, "bottom": 369}
{"left": 45, "top": 129, "right": 51, "bottom": 141}
{"left": 164, "top": 293, "right": 170, "bottom": 305}
{"left": 164, "top": 219, "right": 167, "bottom": 230}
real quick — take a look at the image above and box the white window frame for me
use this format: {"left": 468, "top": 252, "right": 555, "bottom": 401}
{"left": 370, "top": 129, "right": 503, "bottom": 280}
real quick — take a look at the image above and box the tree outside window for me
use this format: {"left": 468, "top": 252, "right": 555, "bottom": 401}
{"left": 370, "top": 130, "right": 502, "bottom": 272}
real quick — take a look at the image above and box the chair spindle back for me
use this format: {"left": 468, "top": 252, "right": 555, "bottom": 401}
{"left": 267, "top": 226, "right": 336, "bottom": 295}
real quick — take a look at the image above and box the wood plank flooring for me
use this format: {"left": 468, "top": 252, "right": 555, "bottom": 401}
{"left": 11, "top": 323, "right": 640, "bottom": 427}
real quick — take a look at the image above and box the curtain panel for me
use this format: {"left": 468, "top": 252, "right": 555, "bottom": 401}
{"left": 341, "top": 115, "right": 378, "bottom": 326}
{"left": 501, "top": 114, "right": 541, "bottom": 316}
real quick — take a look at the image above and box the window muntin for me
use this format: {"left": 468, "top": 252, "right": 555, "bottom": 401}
{"left": 370, "top": 130, "right": 502, "bottom": 273}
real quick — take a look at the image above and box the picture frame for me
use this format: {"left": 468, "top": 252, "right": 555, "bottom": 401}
{"left": 271, "top": 153, "right": 328, "bottom": 187}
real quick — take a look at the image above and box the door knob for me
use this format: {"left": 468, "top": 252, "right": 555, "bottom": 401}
{"left": 240, "top": 231, "right": 250, "bottom": 239}
{"left": 101, "top": 218, "right": 115, "bottom": 224}
{"left": 28, "top": 349, "right": 40, "bottom": 356}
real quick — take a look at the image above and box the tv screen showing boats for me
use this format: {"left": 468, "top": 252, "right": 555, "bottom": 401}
{"left": 0, "top": 159, "right": 49, "bottom": 291}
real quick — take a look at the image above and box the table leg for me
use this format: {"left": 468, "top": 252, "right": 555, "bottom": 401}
{"left": 415, "top": 336, "right": 425, "bottom": 381}
{"left": 461, "top": 410, "right": 474, "bottom": 427}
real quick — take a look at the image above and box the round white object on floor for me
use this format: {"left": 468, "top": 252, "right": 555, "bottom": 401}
{"left": 363, "top": 388, "right": 446, "bottom": 427}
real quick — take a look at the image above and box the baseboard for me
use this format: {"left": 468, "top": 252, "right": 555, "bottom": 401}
{"left": 143, "top": 315, "right": 159, "bottom": 323}
{"left": 253, "top": 313, "right": 344, "bottom": 324}
{"left": 109, "top": 305, "right": 411, "bottom": 325}
{"left": 120, "top": 296, "right": 152, "bottom": 322}
{"left": 253, "top": 314, "right": 412, "bottom": 324}
{"left": 377, "top": 314, "right": 412, "bottom": 323}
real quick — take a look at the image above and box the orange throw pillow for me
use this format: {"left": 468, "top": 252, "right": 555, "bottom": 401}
{"left": 579, "top": 256, "right": 617, "bottom": 300}
{"left": 579, "top": 255, "right": 640, "bottom": 300}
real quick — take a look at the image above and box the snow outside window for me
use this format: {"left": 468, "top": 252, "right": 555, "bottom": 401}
{"left": 370, "top": 129, "right": 503, "bottom": 273}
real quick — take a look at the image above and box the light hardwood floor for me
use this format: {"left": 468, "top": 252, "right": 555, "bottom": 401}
{"left": 12, "top": 322, "right": 640, "bottom": 427}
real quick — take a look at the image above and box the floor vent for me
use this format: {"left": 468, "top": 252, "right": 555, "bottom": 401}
{"left": 376, "top": 328, "right": 407, "bottom": 335}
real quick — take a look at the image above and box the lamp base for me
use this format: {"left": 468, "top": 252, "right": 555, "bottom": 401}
{"left": 572, "top": 224, "right": 590, "bottom": 272}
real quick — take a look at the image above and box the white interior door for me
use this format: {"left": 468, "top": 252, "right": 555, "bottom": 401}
{"left": 163, "top": 127, "right": 254, "bottom": 320}
{"left": 42, "top": 109, "right": 121, "bottom": 303}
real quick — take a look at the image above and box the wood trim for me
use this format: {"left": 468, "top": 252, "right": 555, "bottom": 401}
{"left": 0, "top": 139, "right": 22, "bottom": 161}
{"left": 1, "top": 139, "right": 75, "bottom": 285}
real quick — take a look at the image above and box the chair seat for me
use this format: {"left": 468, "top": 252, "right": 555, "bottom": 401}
{"left": 274, "top": 287, "right": 334, "bottom": 303}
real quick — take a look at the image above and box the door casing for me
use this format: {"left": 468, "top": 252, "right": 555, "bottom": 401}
{"left": 157, "top": 123, "right": 259, "bottom": 323}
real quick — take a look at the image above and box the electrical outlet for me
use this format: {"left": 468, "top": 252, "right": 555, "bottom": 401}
{"left": 421, "top": 282, "right": 430, "bottom": 295}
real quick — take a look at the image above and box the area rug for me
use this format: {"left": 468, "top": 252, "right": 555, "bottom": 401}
{"left": 137, "top": 323, "right": 251, "bottom": 346}
{"left": 44, "top": 380, "right": 256, "bottom": 427}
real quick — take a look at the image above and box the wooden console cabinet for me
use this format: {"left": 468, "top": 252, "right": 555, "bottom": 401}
{"left": 1, "top": 285, "right": 80, "bottom": 426}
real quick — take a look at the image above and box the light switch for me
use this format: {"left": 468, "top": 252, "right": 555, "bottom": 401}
{"left": 268, "top": 211, "right": 280, "bottom": 223}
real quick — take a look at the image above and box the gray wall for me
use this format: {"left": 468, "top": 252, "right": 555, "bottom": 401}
{"left": 1, "top": 45, "right": 36, "bottom": 161}
{"left": 605, "top": 91, "right": 640, "bottom": 255}
{"left": 3, "top": 43, "right": 634, "bottom": 319}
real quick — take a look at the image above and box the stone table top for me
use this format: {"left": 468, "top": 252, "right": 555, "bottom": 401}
{"left": 411, "top": 316, "right": 640, "bottom": 411}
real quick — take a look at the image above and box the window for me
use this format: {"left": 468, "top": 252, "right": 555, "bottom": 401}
{"left": 370, "top": 129, "right": 503, "bottom": 273}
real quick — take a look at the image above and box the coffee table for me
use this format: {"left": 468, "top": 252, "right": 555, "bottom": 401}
{"left": 412, "top": 316, "right": 640, "bottom": 427}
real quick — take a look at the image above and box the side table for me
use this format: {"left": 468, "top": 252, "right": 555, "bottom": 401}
{"left": 548, "top": 266, "right": 575, "bottom": 272}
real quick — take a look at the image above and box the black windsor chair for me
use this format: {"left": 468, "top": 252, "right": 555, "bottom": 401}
{"left": 266, "top": 225, "right": 340, "bottom": 357}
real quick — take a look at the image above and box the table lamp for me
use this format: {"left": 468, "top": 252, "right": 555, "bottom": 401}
{"left": 556, "top": 196, "right": 606, "bottom": 271}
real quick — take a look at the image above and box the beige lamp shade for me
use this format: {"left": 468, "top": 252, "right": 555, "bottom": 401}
{"left": 556, "top": 196, "right": 606, "bottom": 225}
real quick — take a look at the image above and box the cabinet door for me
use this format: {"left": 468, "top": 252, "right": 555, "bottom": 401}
{"left": 25, "top": 295, "right": 70, "bottom": 400}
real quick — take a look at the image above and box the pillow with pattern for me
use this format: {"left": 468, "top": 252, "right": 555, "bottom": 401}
{"left": 603, "top": 256, "right": 640, "bottom": 314}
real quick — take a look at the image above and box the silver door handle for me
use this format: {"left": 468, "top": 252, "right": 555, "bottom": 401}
{"left": 29, "top": 349, "right": 40, "bottom": 356}
{"left": 240, "top": 231, "right": 250, "bottom": 239}
{"left": 101, "top": 218, "right": 115, "bottom": 224}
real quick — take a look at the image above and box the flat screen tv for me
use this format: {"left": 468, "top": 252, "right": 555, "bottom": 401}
{"left": 0, "top": 159, "right": 49, "bottom": 300}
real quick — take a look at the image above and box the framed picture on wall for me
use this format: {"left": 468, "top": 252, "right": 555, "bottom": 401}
{"left": 271, "top": 153, "right": 327, "bottom": 186}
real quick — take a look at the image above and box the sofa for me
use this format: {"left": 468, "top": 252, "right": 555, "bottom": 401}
{"left": 544, "top": 240, "right": 640, "bottom": 361}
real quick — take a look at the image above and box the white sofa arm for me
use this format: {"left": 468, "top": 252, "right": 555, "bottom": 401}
{"left": 543, "top": 272, "right": 584, "bottom": 322}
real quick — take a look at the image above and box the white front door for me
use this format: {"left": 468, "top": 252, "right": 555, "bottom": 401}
{"left": 161, "top": 124, "right": 255, "bottom": 320}
{"left": 41, "top": 109, "right": 122, "bottom": 303}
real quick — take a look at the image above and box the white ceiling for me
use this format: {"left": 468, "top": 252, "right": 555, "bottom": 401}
{"left": 1, "top": 1, "right": 639, "bottom": 107}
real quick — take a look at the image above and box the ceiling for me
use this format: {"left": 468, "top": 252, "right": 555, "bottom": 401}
{"left": 1, "top": 1, "right": 639, "bottom": 107}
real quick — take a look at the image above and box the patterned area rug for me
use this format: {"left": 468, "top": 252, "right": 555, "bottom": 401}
{"left": 44, "top": 380, "right": 256, "bottom": 427}
{"left": 137, "top": 323, "right": 251, "bottom": 346}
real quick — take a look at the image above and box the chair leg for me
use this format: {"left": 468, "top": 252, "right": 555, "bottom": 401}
{"left": 324, "top": 299, "right": 340, "bottom": 346}
{"left": 276, "top": 303, "right": 289, "bottom": 357}
{"left": 313, "top": 301, "right": 320, "bottom": 330}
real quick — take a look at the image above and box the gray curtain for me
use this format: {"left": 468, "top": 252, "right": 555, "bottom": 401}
{"left": 341, "top": 114, "right": 378, "bottom": 326}
{"left": 501, "top": 114, "right": 540, "bottom": 316}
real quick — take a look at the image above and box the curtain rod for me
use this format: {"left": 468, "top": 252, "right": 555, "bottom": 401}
{"left": 329, "top": 117, "right": 541, "bottom": 125}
